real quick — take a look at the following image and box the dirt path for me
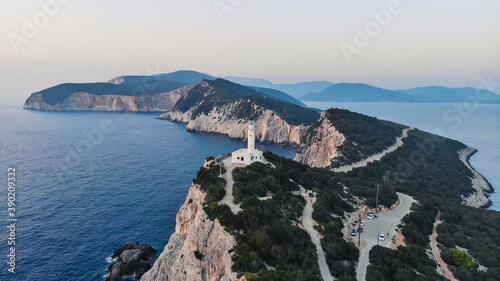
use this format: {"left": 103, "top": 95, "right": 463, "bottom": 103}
{"left": 431, "top": 211, "right": 456, "bottom": 281}
{"left": 218, "top": 157, "right": 242, "bottom": 214}
{"left": 334, "top": 127, "right": 413, "bottom": 173}
{"left": 300, "top": 186, "right": 334, "bottom": 281}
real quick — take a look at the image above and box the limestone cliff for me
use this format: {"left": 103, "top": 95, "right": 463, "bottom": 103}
{"left": 23, "top": 84, "right": 195, "bottom": 112}
{"left": 158, "top": 97, "right": 310, "bottom": 145}
{"left": 294, "top": 110, "right": 346, "bottom": 167}
{"left": 141, "top": 184, "right": 240, "bottom": 281}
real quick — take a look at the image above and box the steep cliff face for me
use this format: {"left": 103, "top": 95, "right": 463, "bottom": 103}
{"left": 158, "top": 98, "right": 309, "bottom": 145}
{"left": 294, "top": 111, "right": 345, "bottom": 167}
{"left": 141, "top": 184, "right": 240, "bottom": 281}
{"left": 23, "top": 84, "right": 195, "bottom": 112}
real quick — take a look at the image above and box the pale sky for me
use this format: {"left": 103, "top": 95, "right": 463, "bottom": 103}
{"left": 1, "top": 0, "right": 500, "bottom": 101}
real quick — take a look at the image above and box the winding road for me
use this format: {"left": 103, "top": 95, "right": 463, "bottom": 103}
{"left": 355, "top": 192, "right": 415, "bottom": 281}
{"left": 334, "top": 127, "right": 413, "bottom": 173}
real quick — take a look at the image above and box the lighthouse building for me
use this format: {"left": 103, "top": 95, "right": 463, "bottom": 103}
{"left": 232, "top": 123, "right": 263, "bottom": 165}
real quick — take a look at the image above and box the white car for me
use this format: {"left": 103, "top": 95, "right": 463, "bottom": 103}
{"left": 360, "top": 220, "right": 365, "bottom": 226}
{"left": 367, "top": 213, "right": 375, "bottom": 220}
{"left": 379, "top": 232, "right": 386, "bottom": 241}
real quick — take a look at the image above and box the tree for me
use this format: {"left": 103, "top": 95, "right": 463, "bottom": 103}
{"left": 449, "top": 248, "right": 475, "bottom": 269}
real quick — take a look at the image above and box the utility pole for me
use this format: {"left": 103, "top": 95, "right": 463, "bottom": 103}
{"left": 375, "top": 184, "right": 380, "bottom": 212}
{"left": 377, "top": 230, "right": 380, "bottom": 245}
{"left": 379, "top": 171, "right": 390, "bottom": 212}
{"left": 358, "top": 214, "right": 361, "bottom": 247}
{"left": 382, "top": 171, "right": 390, "bottom": 187}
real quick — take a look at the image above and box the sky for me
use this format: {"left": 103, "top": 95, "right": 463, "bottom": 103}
{"left": 1, "top": 0, "right": 500, "bottom": 101}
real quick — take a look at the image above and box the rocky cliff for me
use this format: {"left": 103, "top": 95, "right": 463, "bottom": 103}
{"left": 159, "top": 97, "right": 310, "bottom": 145}
{"left": 294, "top": 111, "right": 346, "bottom": 167}
{"left": 141, "top": 184, "right": 240, "bottom": 281}
{"left": 23, "top": 84, "right": 195, "bottom": 112}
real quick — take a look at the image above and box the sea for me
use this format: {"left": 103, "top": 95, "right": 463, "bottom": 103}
{"left": 0, "top": 101, "right": 498, "bottom": 280}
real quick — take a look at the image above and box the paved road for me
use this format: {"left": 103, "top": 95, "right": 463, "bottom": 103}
{"left": 355, "top": 192, "right": 415, "bottom": 281}
{"left": 334, "top": 128, "right": 413, "bottom": 173}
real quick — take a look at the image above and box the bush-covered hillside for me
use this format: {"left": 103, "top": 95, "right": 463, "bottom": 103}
{"left": 172, "top": 79, "right": 320, "bottom": 126}
{"left": 367, "top": 195, "right": 500, "bottom": 281}
{"left": 335, "top": 128, "right": 475, "bottom": 204}
{"left": 197, "top": 153, "right": 368, "bottom": 280}
{"left": 308, "top": 108, "right": 407, "bottom": 167}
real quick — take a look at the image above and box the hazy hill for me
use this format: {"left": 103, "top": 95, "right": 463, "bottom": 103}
{"left": 223, "top": 76, "right": 276, "bottom": 88}
{"left": 398, "top": 86, "right": 500, "bottom": 103}
{"left": 301, "top": 83, "right": 414, "bottom": 102}
{"left": 223, "top": 76, "right": 333, "bottom": 98}
{"left": 248, "top": 86, "right": 306, "bottom": 107}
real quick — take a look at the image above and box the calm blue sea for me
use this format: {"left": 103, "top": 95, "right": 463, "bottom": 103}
{"left": 0, "top": 102, "right": 297, "bottom": 281}
{"left": 0, "top": 101, "right": 498, "bottom": 280}
{"left": 307, "top": 102, "right": 500, "bottom": 212}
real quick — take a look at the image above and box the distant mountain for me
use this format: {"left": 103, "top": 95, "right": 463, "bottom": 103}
{"left": 109, "top": 70, "right": 214, "bottom": 85}
{"left": 247, "top": 86, "right": 306, "bottom": 107}
{"left": 223, "top": 76, "right": 275, "bottom": 88}
{"left": 301, "top": 83, "right": 414, "bottom": 102}
{"left": 223, "top": 76, "right": 333, "bottom": 98}
{"left": 273, "top": 81, "right": 334, "bottom": 99}
{"left": 398, "top": 86, "right": 500, "bottom": 103}
{"left": 153, "top": 70, "right": 215, "bottom": 84}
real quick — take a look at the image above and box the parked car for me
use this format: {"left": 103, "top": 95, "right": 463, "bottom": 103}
{"left": 357, "top": 227, "right": 364, "bottom": 233}
{"left": 309, "top": 192, "right": 314, "bottom": 198}
{"left": 379, "top": 232, "right": 386, "bottom": 241}
{"left": 367, "top": 213, "right": 375, "bottom": 220}
{"left": 360, "top": 220, "right": 365, "bottom": 226}
{"left": 351, "top": 229, "right": 356, "bottom": 236}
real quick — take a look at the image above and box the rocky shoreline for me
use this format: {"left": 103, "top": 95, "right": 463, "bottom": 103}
{"left": 158, "top": 100, "right": 309, "bottom": 146}
{"left": 458, "top": 146, "right": 494, "bottom": 208}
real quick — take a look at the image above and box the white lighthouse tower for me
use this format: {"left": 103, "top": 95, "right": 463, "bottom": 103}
{"left": 248, "top": 123, "right": 255, "bottom": 152}
{"left": 231, "top": 122, "right": 263, "bottom": 165}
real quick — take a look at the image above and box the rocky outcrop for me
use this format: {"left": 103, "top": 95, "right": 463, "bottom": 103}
{"left": 23, "top": 84, "right": 195, "bottom": 112}
{"left": 158, "top": 98, "right": 309, "bottom": 145}
{"left": 141, "top": 184, "right": 239, "bottom": 281}
{"left": 458, "top": 147, "right": 493, "bottom": 208}
{"left": 294, "top": 111, "right": 345, "bottom": 167}
{"left": 106, "top": 242, "right": 157, "bottom": 281}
